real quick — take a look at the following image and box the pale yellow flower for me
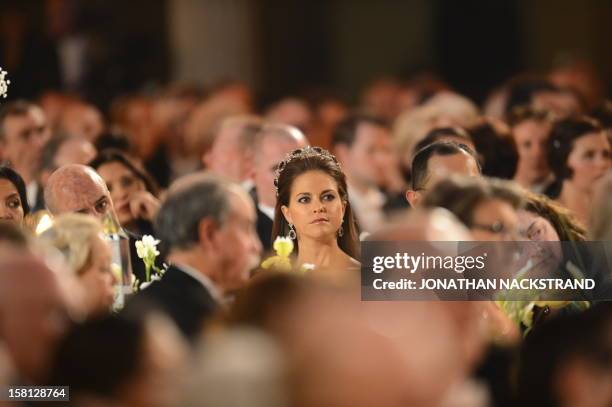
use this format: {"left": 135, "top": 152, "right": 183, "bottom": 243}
{"left": 273, "top": 237, "right": 294, "bottom": 257}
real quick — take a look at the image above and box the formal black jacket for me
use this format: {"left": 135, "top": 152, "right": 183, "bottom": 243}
{"left": 256, "top": 206, "right": 274, "bottom": 253}
{"left": 124, "top": 265, "right": 218, "bottom": 341}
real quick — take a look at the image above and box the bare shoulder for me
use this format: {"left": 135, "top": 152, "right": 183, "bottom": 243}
{"left": 347, "top": 256, "right": 361, "bottom": 269}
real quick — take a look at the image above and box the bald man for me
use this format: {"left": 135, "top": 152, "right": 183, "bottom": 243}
{"left": 44, "top": 164, "right": 116, "bottom": 220}
{"left": 253, "top": 123, "right": 308, "bottom": 251}
{"left": 43, "top": 164, "right": 159, "bottom": 283}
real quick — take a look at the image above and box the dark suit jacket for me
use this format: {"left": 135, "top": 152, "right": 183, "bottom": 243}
{"left": 256, "top": 206, "right": 274, "bottom": 253}
{"left": 124, "top": 265, "right": 218, "bottom": 341}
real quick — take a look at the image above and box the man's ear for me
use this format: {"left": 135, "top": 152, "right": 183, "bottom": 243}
{"left": 197, "top": 218, "right": 218, "bottom": 249}
{"left": 405, "top": 190, "right": 421, "bottom": 208}
{"left": 280, "top": 205, "right": 292, "bottom": 225}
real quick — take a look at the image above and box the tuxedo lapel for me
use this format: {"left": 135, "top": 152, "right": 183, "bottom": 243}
{"left": 256, "top": 207, "right": 274, "bottom": 252}
{"left": 124, "top": 265, "right": 218, "bottom": 341}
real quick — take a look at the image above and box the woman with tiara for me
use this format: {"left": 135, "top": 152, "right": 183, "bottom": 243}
{"left": 271, "top": 146, "right": 360, "bottom": 278}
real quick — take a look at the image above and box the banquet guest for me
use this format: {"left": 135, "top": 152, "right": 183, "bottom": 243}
{"left": 468, "top": 120, "right": 518, "bottom": 180}
{"left": 202, "top": 115, "right": 263, "bottom": 190}
{"left": 57, "top": 101, "right": 105, "bottom": 142}
{"left": 90, "top": 149, "right": 160, "bottom": 237}
{"left": 0, "top": 166, "right": 29, "bottom": 225}
{"left": 547, "top": 116, "right": 611, "bottom": 226}
{"left": 406, "top": 142, "right": 481, "bottom": 208}
{"left": 423, "top": 176, "right": 524, "bottom": 241}
{"left": 508, "top": 107, "right": 554, "bottom": 192}
{"left": 44, "top": 163, "right": 159, "bottom": 283}
{"left": 332, "top": 114, "right": 394, "bottom": 233}
{"left": 126, "top": 173, "right": 262, "bottom": 340}
{"left": 273, "top": 146, "right": 360, "bottom": 278}
{"left": 252, "top": 123, "right": 308, "bottom": 251}
{"left": 39, "top": 214, "right": 116, "bottom": 317}
{"left": 44, "top": 164, "right": 115, "bottom": 221}
{"left": 519, "top": 191, "right": 586, "bottom": 242}
{"left": 0, "top": 100, "right": 51, "bottom": 208}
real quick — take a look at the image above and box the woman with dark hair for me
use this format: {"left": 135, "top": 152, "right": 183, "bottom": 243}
{"left": 90, "top": 150, "right": 163, "bottom": 283}
{"left": 89, "top": 149, "right": 160, "bottom": 236}
{"left": 0, "top": 166, "right": 30, "bottom": 224}
{"left": 520, "top": 191, "right": 586, "bottom": 242}
{"left": 547, "top": 116, "right": 610, "bottom": 226}
{"left": 272, "top": 146, "right": 360, "bottom": 276}
{"left": 468, "top": 119, "right": 518, "bottom": 180}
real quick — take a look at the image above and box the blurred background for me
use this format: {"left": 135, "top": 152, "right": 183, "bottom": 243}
{"left": 1, "top": 0, "right": 610, "bottom": 110}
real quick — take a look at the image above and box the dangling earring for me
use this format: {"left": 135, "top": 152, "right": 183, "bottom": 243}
{"left": 337, "top": 225, "right": 344, "bottom": 237}
{"left": 288, "top": 223, "right": 297, "bottom": 240}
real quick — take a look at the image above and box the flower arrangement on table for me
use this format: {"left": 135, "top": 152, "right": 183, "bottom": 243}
{"left": 261, "top": 236, "right": 315, "bottom": 274}
{"left": 134, "top": 235, "right": 165, "bottom": 290}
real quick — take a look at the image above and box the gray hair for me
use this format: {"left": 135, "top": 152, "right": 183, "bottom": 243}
{"left": 155, "top": 173, "right": 231, "bottom": 250}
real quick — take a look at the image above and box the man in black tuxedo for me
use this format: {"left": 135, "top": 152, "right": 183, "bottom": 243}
{"left": 252, "top": 124, "right": 308, "bottom": 252}
{"left": 126, "top": 172, "right": 262, "bottom": 341}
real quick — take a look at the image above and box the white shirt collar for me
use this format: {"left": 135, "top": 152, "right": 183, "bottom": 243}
{"left": 258, "top": 203, "right": 275, "bottom": 220}
{"left": 172, "top": 263, "right": 224, "bottom": 305}
{"left": 26, "top": 182, "right": 39, "bottom": 208}
{"left": 347, "top": 183, "right": 386, "bottom": 233}
{"left": 241, "top": 179, "right": 255, "bottom": 192}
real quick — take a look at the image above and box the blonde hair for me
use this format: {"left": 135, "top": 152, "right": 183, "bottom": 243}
{"left": 39, "top": 214, "right": 104, "bottom": 275}
{"left": 393, "top": 92, "right": 480, "bottom": 165}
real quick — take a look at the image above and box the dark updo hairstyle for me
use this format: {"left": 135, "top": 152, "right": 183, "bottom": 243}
{"left": 89, "top": 149, "right": 159, "bottom": 196}
{"left": 48, "top": 314, "right": 149, "bottom": 402}
{"left": 0, "top": 166, "right": 30, "bottom": 216}
{"left": 547, "top": 116, "right": 603, "bottom": 182}
{"left": 468, "top": 121, "right": 518, "bottom": 180}
{"left": 272, "top": 146, "right": 360, "bottom": 260}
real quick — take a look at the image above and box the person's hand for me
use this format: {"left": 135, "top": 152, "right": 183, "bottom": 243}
{"left": 128, "top": 191, "right": 161, "bottom": 222}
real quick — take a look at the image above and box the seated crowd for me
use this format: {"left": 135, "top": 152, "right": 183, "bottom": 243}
{"left": 0, "top": 69, "right": 611, "bottom": 407}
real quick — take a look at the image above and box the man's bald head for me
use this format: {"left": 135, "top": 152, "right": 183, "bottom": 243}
{"left": 44, "top": 164, "right": 115, "bottom": 220}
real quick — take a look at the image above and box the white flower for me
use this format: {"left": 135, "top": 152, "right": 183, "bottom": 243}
{"left": 0, "top": 68, "right": 9, "bottom": 99}
{"left": 135, "top": 235, "right": 160, "bottom": 260}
